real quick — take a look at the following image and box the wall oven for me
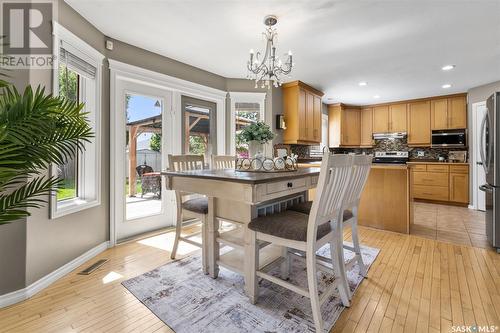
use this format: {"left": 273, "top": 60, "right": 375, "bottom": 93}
{"left": 431, "top": 129, "right": 466, "bottom": 148}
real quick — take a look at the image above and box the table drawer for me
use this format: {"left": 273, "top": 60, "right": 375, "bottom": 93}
{"left": 450, "top": 165, "right": 468, "bottom": 174}
{"left": 413, "top": 185, "right": 449, "bottom": 201}
{"left": 266, "top": 178, "right": 307, "bottom": 195}
{"left": 411, "top": 164, "right": 427, "bottom": 172}
{"left": 426, "top": 164, "right": 449, "bottom": 173}
{"left": 412, "top": 172, "right": 449, "bottom": 187}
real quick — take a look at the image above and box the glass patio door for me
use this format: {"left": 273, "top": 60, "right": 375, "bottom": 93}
{"left": 113, "top": 78, "right": 175, "bottom": 242}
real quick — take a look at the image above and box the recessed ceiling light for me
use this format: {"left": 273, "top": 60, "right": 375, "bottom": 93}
{"left": 442, "top": 84, "right": 452, "bottom": 89}
{"left": 359, "top": 81, "right": 367, "bottom": 86}
{"left": 441, "top": 64, "right": 456, "bottom": 71}
{"left": 373, "top": 95, "right": 380, "bottom": 99}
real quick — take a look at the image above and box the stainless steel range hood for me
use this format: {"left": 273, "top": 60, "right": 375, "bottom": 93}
{"left": 373, "top": 132, "right": 407, "bottom": 140}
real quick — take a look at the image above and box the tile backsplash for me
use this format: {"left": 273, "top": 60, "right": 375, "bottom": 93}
{"left": 291, "top": 139, "right": 468, "bottom": 161}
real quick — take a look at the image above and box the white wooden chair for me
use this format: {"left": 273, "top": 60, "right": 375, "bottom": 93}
{"left": 211, "top": 155, "right": 236, "bottom": 169}
{"left": 168, "top": 154, "right": 209, "bottom": 274}
{"left": 288, "top": 155, "right": 372, "bottom": 299}
{"left": 247, "top": 153, "right": 354, "bottom": 332}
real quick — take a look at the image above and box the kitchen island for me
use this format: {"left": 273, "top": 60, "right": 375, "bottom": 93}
{"left": 298, "top": 162, "right": 410, "bottom": 234}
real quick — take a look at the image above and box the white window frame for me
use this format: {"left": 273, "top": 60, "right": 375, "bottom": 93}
{"left": 229, "top": 92, "right": 266, "bottom": 155}
{"left": 50, "top": 22, "right": 104, "bottom": 219}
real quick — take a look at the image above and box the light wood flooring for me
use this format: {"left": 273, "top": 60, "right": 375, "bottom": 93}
{"left": 411, "top": 202, "right": 491, "bottom": 249}
{"left": 1, "top": 223, "right": 499, "bottom": 332}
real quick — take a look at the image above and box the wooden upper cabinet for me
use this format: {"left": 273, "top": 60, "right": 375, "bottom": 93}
{"left": 306, "top": 91, "right": 314, "bottom": 141}
{"left": 373, "top": 106, "right": 389, "bottom": 133}
{"left": 389, "top": 103, "right": 407, "bottom": 132}
{"left": 343, "top": 108, "right": 361, "bottom": 146}
{"left": 282, "top": 81, "right": 324, "bottom": 145}
{"left": 431, "top": 98, "right": 449, "bottom": 130}
{"left": 360, "top": 108, "right": 373, "bottom": 147}
{"left": 408, "top": 101, "right": 431, "bottom": 146}
{"left": 313, "top": 95, "right": 322, "bottom": 142}
{"left": 431, "top": 95, "right": 467, "bottom": 130}
{"left": 328, "top": 104, "right": 360, "bottom": 147}
{"left": 448, "top": 96, "right": 467, "bottom": 129}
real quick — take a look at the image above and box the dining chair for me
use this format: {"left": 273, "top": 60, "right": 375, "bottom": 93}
{"left": 211, "top": 155, "right": 236, "bottom": 169}
{"left": 247, "top": 153, "right": 353, "bottom": 332}
{"left": 288, "top": 155, "right": 372, "bottom": 296}
{"left": 168, "top": 154, "right": 209, "bottom": 274}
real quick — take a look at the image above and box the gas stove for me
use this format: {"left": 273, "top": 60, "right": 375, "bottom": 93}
{"left": 373, "top": 151, "right": 409, "bottom": 164}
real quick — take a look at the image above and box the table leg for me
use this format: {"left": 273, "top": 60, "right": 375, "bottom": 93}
{"left": 244, "top": 225, "right": 257, "bottom": 299}
{"left": 207, "top": 196, "right": 219, "bottom": 278}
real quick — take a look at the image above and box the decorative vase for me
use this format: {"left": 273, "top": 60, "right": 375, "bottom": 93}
{"left": 248, "top": 140, "right": 264, "bottom": 159}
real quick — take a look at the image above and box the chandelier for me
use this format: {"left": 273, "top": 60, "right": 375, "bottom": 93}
{"left": 247, "top": 15, "right": 293, "bottom": 89}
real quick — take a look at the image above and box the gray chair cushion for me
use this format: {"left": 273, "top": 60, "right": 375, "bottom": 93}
{"left": 289, "top": 201, "right": 354, "bottom": 221}
{"left": 182, "top": 197, "right": 208, "bottom": 214}
{"left": 248, "top": 210, "right": 331, "bottom": 242}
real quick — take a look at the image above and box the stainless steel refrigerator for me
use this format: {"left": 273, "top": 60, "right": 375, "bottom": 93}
{"left": 479, "top": 91, "right": 500, "bottom": 252}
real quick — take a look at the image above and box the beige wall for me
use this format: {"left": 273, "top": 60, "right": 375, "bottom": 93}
{"left": 24, "top": 0, "right": 109, "bottom": 284}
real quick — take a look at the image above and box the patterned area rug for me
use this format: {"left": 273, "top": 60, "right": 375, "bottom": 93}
{"left": 122, "top": 243, "right": 379, "bottom": 333}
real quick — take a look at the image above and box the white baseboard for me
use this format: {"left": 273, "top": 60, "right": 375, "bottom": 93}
{"left": 0, "top": 241, "right": 110, "bottom": 309}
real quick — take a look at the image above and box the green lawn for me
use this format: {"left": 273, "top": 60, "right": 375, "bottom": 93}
{"left": 57, "top": 179, "right": 77, "bottom": 201}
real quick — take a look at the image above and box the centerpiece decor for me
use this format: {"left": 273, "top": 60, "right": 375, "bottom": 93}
{"left": 238, "top": 121, "right": 274, "bottom": 158}
{"left": 236, "top": 121, "right": 297, "bottom": 172}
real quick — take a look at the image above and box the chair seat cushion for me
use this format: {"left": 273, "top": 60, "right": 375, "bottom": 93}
{"left": 248, "top": 210, "right": 331, "bottom": 242}
{"left": 182, "top": 197, "right": 208, "bottom": 214}
{"left": 289, "top": 201, "right": 354, "bottom": 221}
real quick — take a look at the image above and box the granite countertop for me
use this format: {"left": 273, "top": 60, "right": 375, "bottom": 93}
{"left": 162, "top": 167, "right": 320, "bottom": 184}
{"left": 298, "top": 161, "right": 408, "bottom": 170}
{"left": 407, "top": 160, "right": 469, "bottom": 165}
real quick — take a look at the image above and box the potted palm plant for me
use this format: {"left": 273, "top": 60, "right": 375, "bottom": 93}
{"left": 238, "top": 121, "right": 275, "bottom": 158}
{"left": 0, "top": 78, "right": 94, "bottom": 224}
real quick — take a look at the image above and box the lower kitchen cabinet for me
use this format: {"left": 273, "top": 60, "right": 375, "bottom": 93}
{"left": 410, "top": 163, "right": 469, "bottom": 205}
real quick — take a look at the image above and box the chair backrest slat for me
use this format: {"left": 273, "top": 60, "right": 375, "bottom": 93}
{"left": 211, "top": 155, "right": 236, "bottom": 170}
{"left": 168, "top": 154, "right": 205, "bottom": 172}
{"left": 308, "top": 153, "right": 353, "bottom": 241}
{"left": 343, "top": 155, "right": 372, "bottom": 209}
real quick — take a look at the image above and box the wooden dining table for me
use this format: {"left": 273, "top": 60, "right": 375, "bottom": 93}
{"left": 162, "top": 167, "right": 320, "bottom": 295}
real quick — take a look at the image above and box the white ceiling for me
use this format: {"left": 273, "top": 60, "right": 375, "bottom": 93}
{"left": 66, "top": 0, "right": 500, "bottom": 105}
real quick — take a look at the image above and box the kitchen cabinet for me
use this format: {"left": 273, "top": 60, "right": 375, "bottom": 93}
{"left": 431, "top": 95, "right": 467, "bottom": 130}
{"left": 328, "top": 104, "right": 361, "bottom": 147}
{"left": 410, "top": 163, "right": 469, "bottom": 205}
{"left": 449, "top": 165, "right": 469, "bottom": 204}
{"left": 373, "top": 104, "right": 407, "bottom": 133}
{"left": 282, "top": 80, "right": 324, "bottom": 144}
{"left": 407, "top": 101, "right": 431, "bottom": 146}
{"left": 373, "top": 106, "right": 389, "bottom": 133}
{"left": 389, "top": 103, "right": 407, "bottom": 132}
{"left": 360, "top": 107, "right": 373, "bottom": 147}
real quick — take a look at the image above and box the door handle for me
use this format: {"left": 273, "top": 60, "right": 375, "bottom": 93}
{"left": 479, "top": 184, "right": 493, "bottom": 192}
{"left": 477, "top": 162, "right": 483, "bottom": 166}
{"left": 479, "top": 113, "right": 488, "bottom": 174}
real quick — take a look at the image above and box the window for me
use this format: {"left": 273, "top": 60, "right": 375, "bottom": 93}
{"left": 235, "top": 102, "right": 261, "bottom": 158}
{"left": 182, "top": 96, "right": 217, "bottom": 160}
{"left": 229, "top": 92, "right": 266, "bottom": 156}
{"left": 50, "top": 23, "right": 104, "bottom": 218}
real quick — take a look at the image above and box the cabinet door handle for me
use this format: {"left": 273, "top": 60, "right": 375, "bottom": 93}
{"left": 287, "top": 182, "right": 293, "bottom": 188}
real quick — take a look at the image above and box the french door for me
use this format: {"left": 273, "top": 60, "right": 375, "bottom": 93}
{"left": 112, "top": 78, "right": 175, "bottom": 242}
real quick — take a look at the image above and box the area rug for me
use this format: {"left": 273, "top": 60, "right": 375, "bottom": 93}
{"left": 122, "top": 243, "right": 379, "bottom": 333}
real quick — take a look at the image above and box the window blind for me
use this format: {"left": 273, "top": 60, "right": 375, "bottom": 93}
{"left": 59, "top": 47, "right": 96, "bottom": 79}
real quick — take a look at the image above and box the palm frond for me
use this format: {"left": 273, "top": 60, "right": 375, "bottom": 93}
{"left": 0, "top": 176, "right": 61, "bottom": 224}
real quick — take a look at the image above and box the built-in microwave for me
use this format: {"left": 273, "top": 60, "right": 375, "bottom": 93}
{"left": 431, "top": 129, "right": 467, "bottom": 148}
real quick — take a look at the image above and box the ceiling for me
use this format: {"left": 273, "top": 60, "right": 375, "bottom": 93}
{"left": 65, "top": 0, "right": 500, "bottom": 105}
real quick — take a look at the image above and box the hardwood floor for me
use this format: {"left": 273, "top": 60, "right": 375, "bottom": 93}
{"left": 1, "top": 224, "right": 499, "bottom": 332}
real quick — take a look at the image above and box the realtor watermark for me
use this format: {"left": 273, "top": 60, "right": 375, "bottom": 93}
{"left": 452, "top": 325, "right": 499, "bottom": 333}
{"left": 1, "top": 0, "right": 57, "bottom": 69}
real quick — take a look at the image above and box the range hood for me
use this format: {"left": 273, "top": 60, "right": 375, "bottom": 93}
{"left": 373, "top": 132, "right": 407, "bottom": 140}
